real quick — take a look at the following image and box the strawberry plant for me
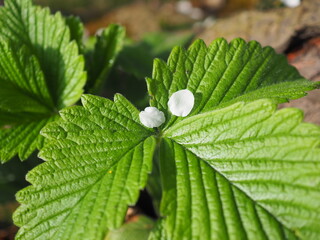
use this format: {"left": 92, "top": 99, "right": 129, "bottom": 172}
{"left": 0, "top": 0, "right": 319, "bottom": 240}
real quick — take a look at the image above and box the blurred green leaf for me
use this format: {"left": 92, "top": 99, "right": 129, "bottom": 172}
{"left": 108, "top": 32, "right": 193, "bottom": 108}
{"left": 105, "top": 216, "right": 154, "bottom": 240}
{"left": 117, "top": 32, "right": 193, "bottom": 80}
{"left": 66, "top": 15, "right": 85, "bottom": 53}
{"left": 0, "top": 0, "right": 86, "bottom": 162}
{"left": 85, "top": 24, "right": 125, "bottom": 94}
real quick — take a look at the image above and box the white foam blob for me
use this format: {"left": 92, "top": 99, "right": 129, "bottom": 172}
{"left": 139, "top": 107, "right": 165, "bottom": 128}
{"left": 168, "top": 89, "right": 195, "bottom": 117}
{"left": 281, "top": 0, "right": 300, "bottom": 8}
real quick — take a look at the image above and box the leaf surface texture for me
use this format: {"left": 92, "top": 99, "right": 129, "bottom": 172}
{"left": 147, "top": 38, "right": 317, "bottom": 127}
{"left": 13, "top": 38, "right": 320, "bottom": 240}
{"left": 157, "top": 100, "right": 320, "bottom": 240}
{"left": 14, "top": 95, "right": 155, "bottom": 239}
{"left": 0, "top": 0, "right": 86, "bottom": 162}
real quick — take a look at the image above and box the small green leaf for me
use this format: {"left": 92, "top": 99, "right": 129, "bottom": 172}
{"left": 147, "top": 38, "right": 317, "bottom": 127}
{"left": 13, "top": 94, "right": 156, "bottom": 240}
{"left": 65, "top": 15, "right": 85, "bottom": 53}
{"left": 86, "top": 24, "right": 125, "bottom": 93}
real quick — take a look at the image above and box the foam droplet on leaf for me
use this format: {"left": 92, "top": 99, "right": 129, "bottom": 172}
{"left": 139, "top": 107, "right": 165, "bottom": 128}
{"left": 168, "top": 89, "right": 194, "bottom": 117}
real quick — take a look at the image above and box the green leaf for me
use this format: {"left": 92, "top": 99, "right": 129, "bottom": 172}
{"left": 115, "top": 32, "right": 193, "bottom": 80}
{"left": 148, "top": 220, "right": 167, "bottom": 240}
{"left": 107, "top": 32, "right": 192, "bottom": 108}
{"left": 147, "top": 38, "right": 318, "bottom": 127}
{"left": 142, "top": 32, "right": 193, "bottom": 59}
{"left": 13, "top": 94, "right": 156, "bottom": 240}
{"left": 0, "top": 39, "right": 56, "bottom": 163}
{"left": 0, "top": 0, "right": 86, "bottom": 109}
{"left": 0, "top": 0, "right": 86, "bottom": 162}
{"left": 0, "top": 41, "right": 53, "bottom": 114}
{"left": 105, "top": 215, "right": 154, "bottom": 240}
{"left": 156, "top": 99, "right": 320, "bottom": 240}
{"left": 0, "top": 117, "right": 57, "bottom": 162}
{"left": 145, "top": 38, "right": 320, "bottom": 239}
{"left": 85, "top": 24, "right": 125, "bottom": 93}
{"left": 65, "top": 15, "right": 85, "bottom": 54}
{"left": 13, "top": 38, "right": 320, "bottom": 240}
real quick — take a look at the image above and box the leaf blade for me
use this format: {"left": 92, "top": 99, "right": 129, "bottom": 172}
{"left": 147, "top": 38, "right": 317, "bottom": 127}
{"left": 85, "top": 24, "right": 125, "bottom": 93}
{"left": 0, "top": 117, "right": 57, "bottom": 163}
{"left": 0, "top": 0, "right": 86, "bottom": 109}
{"left": 0, "top": 41, "right": 53, "bottom": 113}
{"left": 13, "top": 94, "right": 156, "bottom": 240}
{"left": 0, "top": 0, "right": 87, "bottom": 162}
{"left": 158, "top": 99, "right": 320, "bottom": 240}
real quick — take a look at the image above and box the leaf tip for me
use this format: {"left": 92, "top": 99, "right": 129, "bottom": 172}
{"left": 113, "top": 93, "right": 124, "bottom": 102}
